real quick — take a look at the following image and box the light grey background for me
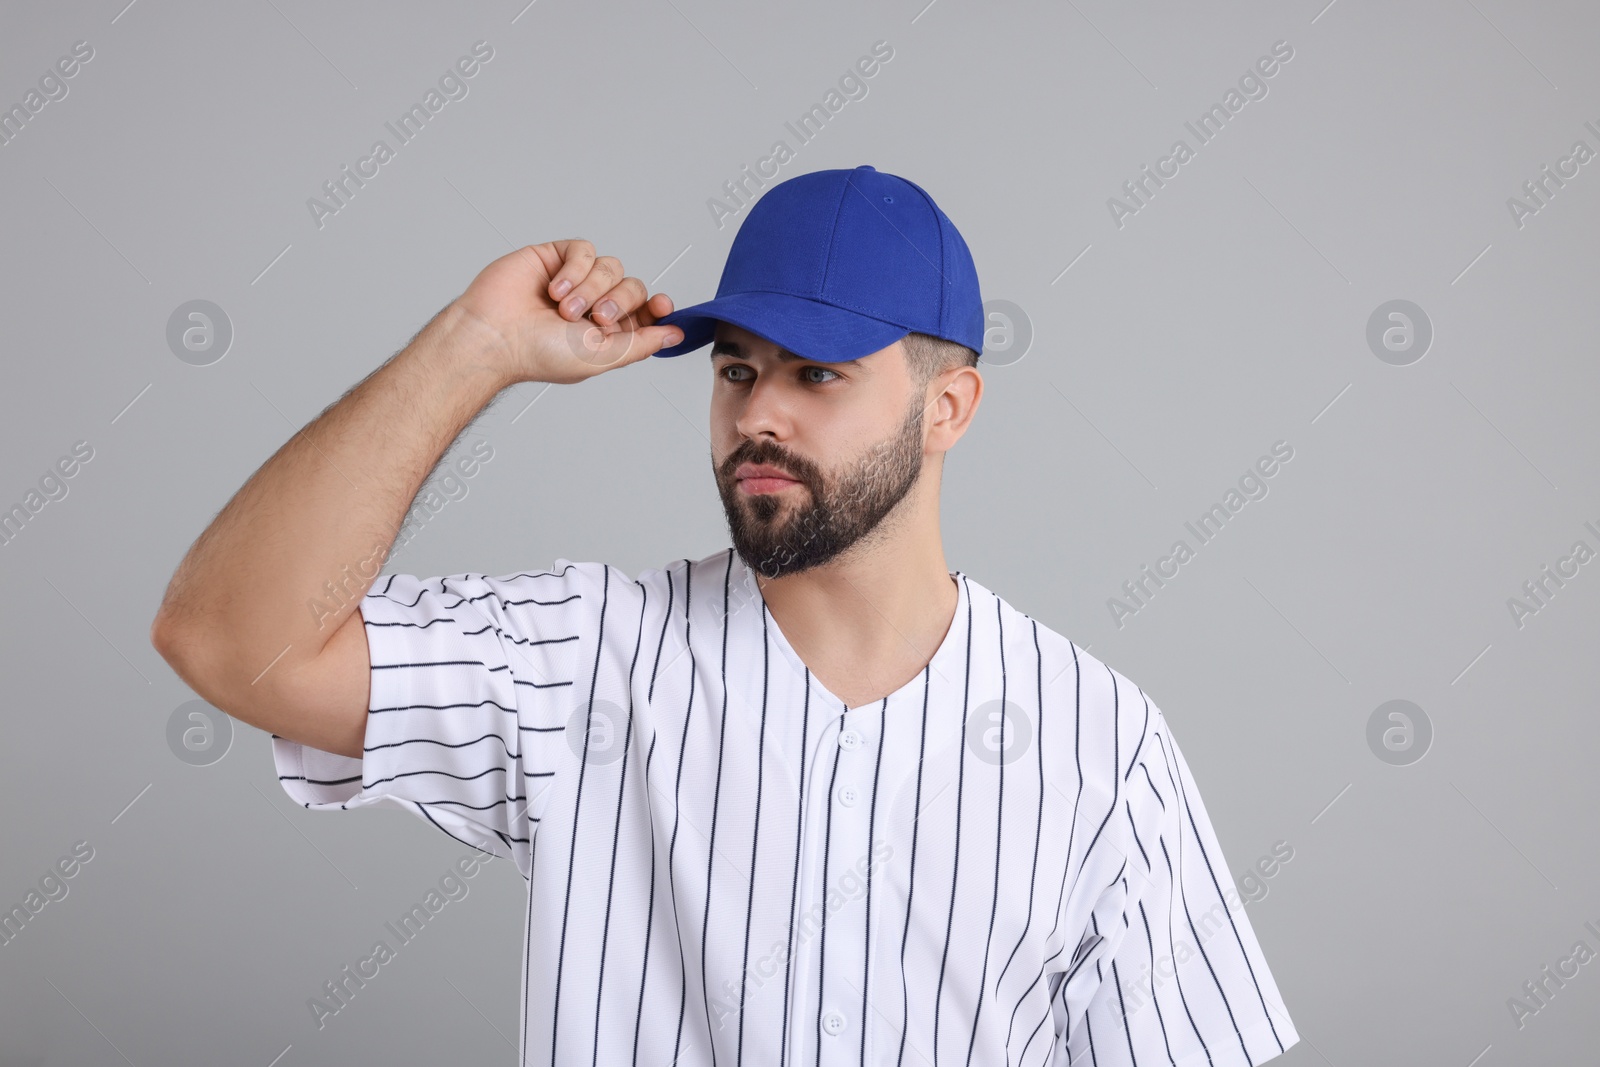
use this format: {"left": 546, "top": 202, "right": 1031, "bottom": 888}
{"left": 2, "top": 0, "right": 1596, "bottom": 1064}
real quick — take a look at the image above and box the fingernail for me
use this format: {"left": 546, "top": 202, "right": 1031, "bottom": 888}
{"left": 552, "top": 279, "right": 572, "bottom": 298}
{"left": 566, "top": 295, "right": 587, "bottom": 315}
{"left": 596, "top": 299, "right": 619, "bottom": 321}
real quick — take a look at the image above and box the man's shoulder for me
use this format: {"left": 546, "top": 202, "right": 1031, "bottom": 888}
{"left": 960, "top": 569, "right": 1088, "bottom": 664}
{"left": 390, "top": 550, "right": 730, "bottom": 613}
{"left": 367, "top": 560, "right": 651, "bottom": 617}
{"left": 471, "top": 552, "right": 714, "bottom": 590}
{"left": 626, "top": 548, "right": 739, "bottom": 598}
{"left": 478, "top": 550, "right": 737, "bottom": 611}
{"left": 965, "top": 571, "right": 1158, "bottom": 714}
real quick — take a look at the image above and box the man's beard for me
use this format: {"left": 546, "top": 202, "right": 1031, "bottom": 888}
{"left": 714, "top": 392, "right": 928, "bottom": 580}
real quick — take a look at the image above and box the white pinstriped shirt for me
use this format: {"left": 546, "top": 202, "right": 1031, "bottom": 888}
{"left": 275, "top": 546, "right": 1298, "bottom": 1066}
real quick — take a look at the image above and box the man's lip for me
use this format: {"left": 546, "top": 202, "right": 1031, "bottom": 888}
{"left": 738, "top": 476, "right": 801, "bottom": 496}
{"left": 735, "top": 464, "right": 799, "bottom": 482}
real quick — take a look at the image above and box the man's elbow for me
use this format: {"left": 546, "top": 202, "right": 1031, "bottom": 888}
{"left": 148, "top": 614, "right": 244, "bottom": 723}
{"left": 149, "top": 609, "right": 215, "bottom": 680}
{"left": 149, "top": 610, "right": 190, "bottom": 676}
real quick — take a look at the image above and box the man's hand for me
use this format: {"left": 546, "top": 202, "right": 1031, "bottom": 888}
{"left": 451, "top": 239, "right": 684, "bottom": 385}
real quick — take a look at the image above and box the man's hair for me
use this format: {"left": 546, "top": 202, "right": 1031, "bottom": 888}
{"left": 899, "top": 331, "right": 979, "bottom": 394}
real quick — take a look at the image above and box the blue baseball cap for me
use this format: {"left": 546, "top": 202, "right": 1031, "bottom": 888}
{"left": 653, "top": 165, "right": 984, "bottom": 364}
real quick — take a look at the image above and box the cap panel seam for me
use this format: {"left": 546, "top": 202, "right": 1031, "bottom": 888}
{"left": 815, "top": 170, "right": 854, "bottom": 296}
{"left": 901, "top": 179, "right": 949, "bottom": 338}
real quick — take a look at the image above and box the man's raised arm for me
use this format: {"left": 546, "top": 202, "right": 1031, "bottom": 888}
{"left": 148, "top": 240, "right": 682, "bottom": 759}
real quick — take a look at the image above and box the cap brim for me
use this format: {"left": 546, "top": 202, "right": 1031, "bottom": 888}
{"left": 653, "top": 291, "right": 911, "bottom": 363}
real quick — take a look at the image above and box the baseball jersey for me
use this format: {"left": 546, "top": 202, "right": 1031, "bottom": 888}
{"left": 274, "top": 546, "right": 1298, "bottom": 1066}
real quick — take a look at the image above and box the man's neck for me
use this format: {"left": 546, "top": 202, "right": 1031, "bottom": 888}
{"left": 751, "top": 535, "right": 957, "bottom": 708}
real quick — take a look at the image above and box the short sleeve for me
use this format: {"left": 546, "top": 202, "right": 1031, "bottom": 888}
{"left": 1053, "top": 702, "right": 1299, "bottom": 1066}
{"left": 272, "top": 559, "right": 619, "bottom": 880}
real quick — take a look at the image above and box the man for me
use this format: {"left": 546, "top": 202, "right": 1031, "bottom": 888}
{"left": 150, "top": 166, "right": 1298, "bottom": 1066}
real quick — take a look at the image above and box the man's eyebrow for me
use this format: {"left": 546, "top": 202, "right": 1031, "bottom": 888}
{"left": 709, "top": 340, "right": 862, "bottom": 368}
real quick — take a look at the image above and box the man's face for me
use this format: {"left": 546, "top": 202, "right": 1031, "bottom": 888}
{"left": 709, "top": 322, "right": 929, "bottom": 579}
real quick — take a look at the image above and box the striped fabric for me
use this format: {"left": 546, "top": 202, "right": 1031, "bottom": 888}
{"left": 274, "top": 546, "right": 1297, "bottom": 1066}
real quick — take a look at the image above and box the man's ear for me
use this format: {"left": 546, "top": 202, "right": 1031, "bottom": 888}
{"left": 926, "top": 365, "right": 983, "bottom": 452}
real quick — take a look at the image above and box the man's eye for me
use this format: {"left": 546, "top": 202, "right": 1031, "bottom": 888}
{"left": 719, "top": 365, "right": 838, "bottom": 384}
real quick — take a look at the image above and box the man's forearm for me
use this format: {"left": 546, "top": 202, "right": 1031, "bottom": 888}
{"left": 150, "top": 301, "right": 513, "bottom": 691}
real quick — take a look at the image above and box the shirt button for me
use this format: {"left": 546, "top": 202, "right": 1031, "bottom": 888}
{"left": 838, "top": 730, "right": 860, "bottom": 750}
{"left": 822, "top": 1010, "right": 846, "bottom": 1035}
{"left": 837, "top": 786, "right": 857, "bottom": 807}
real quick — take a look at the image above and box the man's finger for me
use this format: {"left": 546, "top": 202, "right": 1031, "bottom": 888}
{"left": 545, "top": 239, "right": 597, "bottom": 305}
{"left": 588, "top": 277, "right": 651, "bottom": 327}
{"left": 629, "top": 292, "right": 676, "bottom": 329}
